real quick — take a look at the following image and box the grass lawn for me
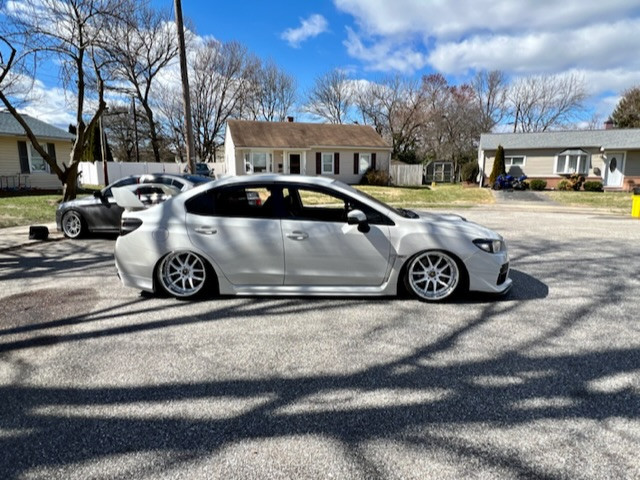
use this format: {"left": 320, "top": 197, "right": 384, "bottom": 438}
{"left": 0, "top": 195, "right": 60, "bottom": 228}
{"left": 357, "top": 184, "right": 494, "bottom": 207}
{"left": 542, "top": 191, "right": 633, "bottom": 212}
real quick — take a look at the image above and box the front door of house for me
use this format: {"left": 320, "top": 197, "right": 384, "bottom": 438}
{"left": 289, "top": 154, "right": 301, "bottom": 174}
{"left": 604, "top": 152, "right": 625, "bottom": 187}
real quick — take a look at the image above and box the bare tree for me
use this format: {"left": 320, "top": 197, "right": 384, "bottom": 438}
{"left": 305, "top": 69, "right": 352, "bottom": 124}
{"left": 189, "top": 39, "right": 257, "bottom": 161}
{"left": 0, "top": 0, "right": 125, "bottom": 200}
{"left": 245, "top": 59, "right": 297, "bottom": 122}
{"left": 419, "top": 74, "right": 484, "bottom": 177}
{"left": 154, "top": 83, "right": 186, "bottom": 161}
{"left": 103, "top": 4, "right": 178, "bottom": 162}
{"left": 509, "top": 73, "right": 587, "bottom": 132}
{"left": 471, "top": 70, "right": 508, "bottom": 133}
{"left": 354, "top": 75, "right": 427, "bottom": 161}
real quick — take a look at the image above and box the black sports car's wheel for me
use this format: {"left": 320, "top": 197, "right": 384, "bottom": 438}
{"left": 158, "top": 251, "right": 208, "bottom": 299}
{"left": 61, "top": 211, "right": 84, "bottom": 239}
{"left": 404, "top": 250, "right": 461, "bottom": 301}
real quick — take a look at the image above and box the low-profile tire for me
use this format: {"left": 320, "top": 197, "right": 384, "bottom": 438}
{"left": 61, "top": 210, "right": 84, "bottom": 239}
{"left": 157, "top": 251, "right": 209, "bottom": 299}
{"left": 403, "top": 250, "right": 463, "bottom": 302}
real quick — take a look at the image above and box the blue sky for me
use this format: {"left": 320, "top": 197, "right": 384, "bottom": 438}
{"left": 7, "top": 0, "right": 640, "bottom": 128}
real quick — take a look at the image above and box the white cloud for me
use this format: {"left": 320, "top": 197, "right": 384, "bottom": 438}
{"left": 427, "top": 19, "right": 640, "bottom": 75}
{"left": 344, "top": 27, "right": 427, "bottom": 73}
{"left": 281, "top": 14, "right": 328, "bottom": 48}
{"left": 334, "top": 0, "right": 638, "bottom": 40}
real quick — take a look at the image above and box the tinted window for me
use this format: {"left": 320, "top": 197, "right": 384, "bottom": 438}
{"left": 103, "top": 177, "right": 138, "bottom": 197}
{"left": 286, "top": 186, "right": 392, "bottom": 225}
{"left": 185, "top": 186, "right": 275, "bottom": 218}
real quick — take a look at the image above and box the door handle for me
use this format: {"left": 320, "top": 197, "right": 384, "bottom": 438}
{"left": 286, "top": 231, "right": 308, "bottom": 241}
{"left": 194, "top": 226, "right": 217, "bottom": 235}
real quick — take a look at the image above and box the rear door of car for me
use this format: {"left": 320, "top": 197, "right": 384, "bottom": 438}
{"left": 185, "top": 184, "right": 285, "bottom": 285}
{"left": 280, "top": 184, "right": 392, "bottom": 286}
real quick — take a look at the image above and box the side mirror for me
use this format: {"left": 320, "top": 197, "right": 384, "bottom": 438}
{"left": 93, "top": 190, "right": 103, "bottom": 199}
{"left": 347, "top": 209, "right": 370, "bottom": 233}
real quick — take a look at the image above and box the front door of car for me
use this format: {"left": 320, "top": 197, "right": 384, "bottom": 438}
{"left": 83, "top": 193, "right": 124, "bottom": 231}
{"left": 185, "top": 185, "right": 284, "bottom": 285}
{"left": 280, "top": 186, "right": 392, "bottom": 286}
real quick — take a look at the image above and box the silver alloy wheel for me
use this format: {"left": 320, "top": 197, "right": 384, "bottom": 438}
{"left": 406, "top": 251, "right": 460, "bottom": 301}
{"left": 159, "top": 251, "right": 207, "bottom": 298}
{"left": 62, "top": 211, "right": 83, "bottom": 239}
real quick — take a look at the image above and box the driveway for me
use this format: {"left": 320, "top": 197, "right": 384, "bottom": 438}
{"left": 0, "top": 209, "right": 638, "bottom": 479}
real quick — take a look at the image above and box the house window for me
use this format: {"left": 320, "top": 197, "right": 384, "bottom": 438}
{"left": 29, "top": 145, "right": 49, "bottom": 173}
{"left": 555, "top": 150, "right": 589, "bottom": 174}
{"left": 505, "top": 156, "right": 525, "bottom": 168}
{"left": 244, "top": 152, "right": 272, "bottom": 174}
{"left": 359, "top": 153, "right": 371, "bottom": 174}
{"left": 321, "top": 152, "right": 333, "bottom": 174}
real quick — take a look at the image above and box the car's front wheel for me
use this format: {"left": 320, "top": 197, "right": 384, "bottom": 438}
{"left": 404, "top": 250, "right": 462, "bottom": 301}
{"left": 157, "top": 251, "right": 209, "bottom": 299}
{"left": 61, "top": 211, "right": 84, "bottom": 239}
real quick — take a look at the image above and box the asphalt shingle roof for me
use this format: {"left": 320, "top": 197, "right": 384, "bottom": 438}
{"left": 480, "top": 129, "right": 640, "bottom": 151}
{"left": 228, "top": 120, "right": 391, "bottom": 149}
{"left": 0, "top": 111, "right": 74, "bottom": 141}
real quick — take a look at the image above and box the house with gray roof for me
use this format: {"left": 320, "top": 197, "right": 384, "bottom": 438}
{"left": 224, "top": 119, "right": 392, "bottom": 184}
{"left": 478, "top": 128, "right": 640, "bottom": 190}
{"left": 0, "top": 111, "right": 74, "bottom": 190}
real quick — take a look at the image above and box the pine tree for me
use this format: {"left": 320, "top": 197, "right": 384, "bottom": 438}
{"left": 489, "top": 145, "right": 506, "bottom": 187}
{"left": 611, "top": 86, "right": 640, "bottom": 128}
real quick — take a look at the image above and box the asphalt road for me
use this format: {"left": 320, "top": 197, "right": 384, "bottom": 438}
{"left": 0, "top": 209, "right": 639, "bottom": 479}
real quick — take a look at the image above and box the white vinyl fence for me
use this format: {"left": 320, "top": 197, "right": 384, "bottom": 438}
{"left": 390, "top": 164, "right": 424, "bottom": 186}
{"left": 77, "top": 161, "right": 227, "bottom": 186}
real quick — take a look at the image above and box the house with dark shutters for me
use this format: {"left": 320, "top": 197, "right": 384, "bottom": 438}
{"left": 224, "top": 119, "right": 391, "bottom": 183}
{"left": 0, "top": 111, "right": 73, "bottom": 190}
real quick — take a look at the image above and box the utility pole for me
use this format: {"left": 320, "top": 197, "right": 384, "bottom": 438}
{"left": 174, "top": 0, "right": 196, "bottom": 174}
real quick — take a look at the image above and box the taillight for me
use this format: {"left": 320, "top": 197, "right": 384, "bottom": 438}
{"left": 120, "top": 218, "right": 143, "bottom": 236}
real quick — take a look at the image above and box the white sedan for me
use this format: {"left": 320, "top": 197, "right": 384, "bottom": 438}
{"left": 114, "top": 175, "right": 511, "bottom": 301}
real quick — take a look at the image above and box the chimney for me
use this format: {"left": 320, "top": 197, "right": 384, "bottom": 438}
{"left": 604, "top": 118, "right": 614, "bottom": 130}
{"left": 287, "top": 116, "right": 294, "bottom": 123}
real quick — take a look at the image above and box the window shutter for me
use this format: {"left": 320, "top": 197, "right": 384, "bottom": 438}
{"left": 334, "top": 152, "right": 340, "bottom": 174}
{"left": 47, "top": 143, "right": 57, "bottom": 163}
{"left": 372, "top": 152, "right": 377, "bottom": 170}
{"left": 353, "top": 153, "right": 359, "bottom": 174}
{"left": 316, "top": 152, "right": 321, "bottom": 174}
{"left": 17, "top": 141, "right": 30, "bottom": 173}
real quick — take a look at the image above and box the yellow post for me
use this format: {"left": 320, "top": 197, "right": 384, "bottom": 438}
{"left": 632, "top": 187, "right": 640, "bottom": 218}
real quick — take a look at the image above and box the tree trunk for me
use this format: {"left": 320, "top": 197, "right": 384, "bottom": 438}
{"left": 142, "top": 101, "right": 161, "bottom": 162}
{"left": 62, "top": 163, "right": 79, "bottom": 202}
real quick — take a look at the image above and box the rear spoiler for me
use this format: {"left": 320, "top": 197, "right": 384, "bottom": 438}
{"left": 112, "top": 187, "right": 145, "bottom": 211}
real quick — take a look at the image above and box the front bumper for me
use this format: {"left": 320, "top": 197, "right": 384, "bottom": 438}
{"left": 465, "top": 249, "right": 512, "bottom": 294}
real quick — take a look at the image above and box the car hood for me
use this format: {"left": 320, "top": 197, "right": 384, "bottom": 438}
{"left": 414, "top": 211, "right": 502, "bottom": 240}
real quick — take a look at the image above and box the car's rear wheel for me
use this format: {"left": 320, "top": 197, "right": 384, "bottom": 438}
{"left": 157, "top": 251, "right": 208, "bottom": 299}
{"left": 404, "top": 250, "right": 461, "bottom": 301}
{"left": 62, "top": 211, "right": 84, "bottom": 239}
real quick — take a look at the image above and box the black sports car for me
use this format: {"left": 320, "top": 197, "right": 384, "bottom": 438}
{"left": 56, "top": 173, "right": 212, "bottom": 238}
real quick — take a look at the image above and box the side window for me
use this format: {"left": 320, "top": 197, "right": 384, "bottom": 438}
{"left": 284, "top": 186, "right": 392, "bottom": 225}
{"left": 185, "top": 190, "right": 216, "bottom": 216}
{"left": 288, "top": 187, "right": 347, "bottom": 222}
{"left": 103, "top": 177, "right": 137, "bottom": 197}
{"left": 186, "top": 186, "right": 275, "bottom": 218}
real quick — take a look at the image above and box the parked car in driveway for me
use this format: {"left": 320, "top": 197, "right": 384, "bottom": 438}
{"left": 56, "top": 173, "right": 212, "bottom": 238}
{"left": 114, "top": 174, "right": 511, "bottom": 302}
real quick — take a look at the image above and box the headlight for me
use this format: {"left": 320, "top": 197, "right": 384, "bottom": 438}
{"left": 473, "top": 239, "right": 504, "bottom": 253}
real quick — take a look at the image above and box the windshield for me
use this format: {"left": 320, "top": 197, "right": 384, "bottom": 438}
{"left": 182, "top": 174, "right": 212, "bottom": 184}
{"left": 333, "top": 180, "right": 417, "bottom": 218}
